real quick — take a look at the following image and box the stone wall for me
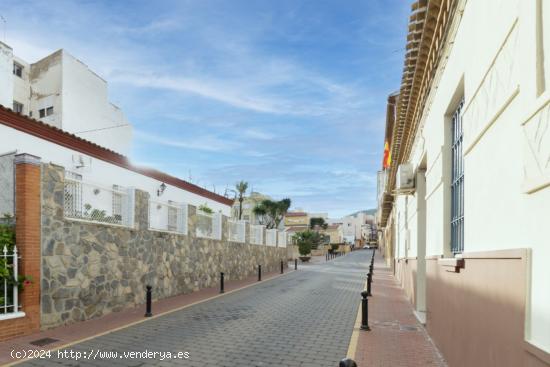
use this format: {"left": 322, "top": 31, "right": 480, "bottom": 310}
{"left": 40, "top": 164, "right": 286, "bottom": 329}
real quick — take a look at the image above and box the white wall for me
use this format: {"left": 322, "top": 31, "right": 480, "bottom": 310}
{"left": 29, "top": 51, "right": 63, "bottom": 129}
{"left": 61, "top": 52, "right": 132, "bottom": 154}
{"left": 0, "top": 123, "right": 231, "bottom": 216}
{"left": 12, "top": 57, "right": 30, "bottom": 115}
{"left": 390, "top": 0, "right": 550, "bottom": 352}
{"left": 0, "top": 42, "right": 14, "bottom": 109}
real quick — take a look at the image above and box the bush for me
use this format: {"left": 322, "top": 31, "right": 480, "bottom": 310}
{"left": 298, "top": 240, "right": 312, "bottom": 256}
{"left": 295, "top": 230, "right": 316, "bottom": 256}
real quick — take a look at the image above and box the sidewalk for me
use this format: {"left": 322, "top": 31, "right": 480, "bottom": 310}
{"left": 0, "top": 266, "right": 294, "bottom": 366}
{"left": 351, "top": 251, "right": 447, "bottom": 367}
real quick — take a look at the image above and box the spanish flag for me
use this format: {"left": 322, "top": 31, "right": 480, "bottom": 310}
{"left": 383, "top": 141, "right": 391, "bottom": 168}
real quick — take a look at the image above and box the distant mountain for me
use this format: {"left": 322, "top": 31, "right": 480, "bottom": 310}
{"left": 347, "top": 209, "right": 376, "bottom": 217}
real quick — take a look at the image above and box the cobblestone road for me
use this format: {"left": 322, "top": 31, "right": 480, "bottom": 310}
{"left": 21, "top": 250, "right": 371, "bottom": 367}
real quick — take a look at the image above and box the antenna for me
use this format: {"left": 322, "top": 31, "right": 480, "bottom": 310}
{"left": 0, "top": 15, "right": 6, "bottom": 42}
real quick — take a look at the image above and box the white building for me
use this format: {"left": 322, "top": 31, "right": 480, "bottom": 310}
{"left": 335, "top": 212, "right": 369, "bottom": 244}
{"left": 376, "top": 1, "right": 550, "bottom": 366}
{"left": 0, "top": 42, "right": 132, "bottom": 155}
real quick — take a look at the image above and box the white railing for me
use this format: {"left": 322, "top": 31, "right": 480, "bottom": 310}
{"left": 250, "top": 224, "right": 264, "bottom": 245}
{"left": 266, "top": 229, "right": 278, "bottom": 247}
{"left": 0, "top": 246, "right": 23, "bottom": 319}
{"left": 196, "top": 211, "right": 222, "bottom": 240}
{"left": 64, "top": 174, "right": 134, "bottom": 227}
{"left": 287, "top": 233, "right": 295, "bottom": 245}
{"left": 149, "top": 200, "right": 188, "bottom": 234}
{"left": 228, "top": 220, "right": 246, "bottom": 243}
{"left": 277, "top": 231, "right": 287, "bottom": 248}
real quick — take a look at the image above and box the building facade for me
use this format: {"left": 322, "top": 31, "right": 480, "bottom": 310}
{"left": 376, "top": 1, "right": 550, "bottom": 366}
{"left": 231, "top": 191, "right": 272, "bottom": 224}
{"left": 321, "top": 224, "right": 343, "bottom": 244}
{"left": 283, "top": 211, "right": 309, "bottom": 229}
{"left": 0, "top": 42, "right": 132, "bottom": 155}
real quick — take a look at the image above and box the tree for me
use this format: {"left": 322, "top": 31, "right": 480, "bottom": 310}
{"left": 294, "top": 230, "right": 314, "bottom": 256}
{"left": 310, "top": 217, "right": 328, "bottom": 230}
{"left": 293, "top": 229, "right": 327, "bottom": 254}
{"left": 252, "top": 198, "right": 291, "bottom": 229}
{"left": 235, "top": 181, "right": 249, "bottom": 220}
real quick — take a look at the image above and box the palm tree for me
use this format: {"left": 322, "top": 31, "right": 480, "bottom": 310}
{"left": 235, "top": 181, "right": 249, "bottom": 220}
{"left": 252, "top": 198, "right": 291, "bottom": 229}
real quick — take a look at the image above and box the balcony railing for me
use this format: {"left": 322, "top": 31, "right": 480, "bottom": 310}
{"left": 0, "top": 245, "right": 24, "bottom": 320}
{"left": 64, "top": 174, "right": 134, "bottom": 227}
{"left": 228, "top": 220, "right": 246, "bottom": 243}
{"left": 149, "top": 200, "right": 188, "bottom": 234}
{"left": 266, "top": 229, "right": 278, "bottom": 247}
{"left": 196, "top": 211, "right": 222, "bottom": 240}
{"left": 250, "top": 224, "right": 264, "bottom": 245}
{"left": 277, "top": 231, "right": 287, "bottom": 248}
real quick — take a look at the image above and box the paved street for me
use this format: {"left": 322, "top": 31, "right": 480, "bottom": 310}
{"left": 21, "top": 250, "right": 370, "bottom": 367}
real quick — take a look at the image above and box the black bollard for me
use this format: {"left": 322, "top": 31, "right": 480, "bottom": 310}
{"left": 220, "top": 272, "right": 224, "bottom": 293}
{"left": 367, "top": 272, "right": 372, "bottom": 297}
{"left": 144, "top": 285, "right": 152, "bottom": 317}
{"left": 339, "top": 358, "right": 358, "bottom": 367}
{"left": 258, "top": 265, "right": 262, "bottom": 281}
{"left": 360, "top": 290, "right": 371, "bottom": 331}
{"left": 281, "top": 260, "right": 284, "bottom": 274}
{"left": 295, "top": 258, "right": 298, "bottom": 270}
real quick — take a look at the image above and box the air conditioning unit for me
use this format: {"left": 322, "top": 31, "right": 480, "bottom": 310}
{"left": 396, "top": 163, "right": 415, "bottom": 194}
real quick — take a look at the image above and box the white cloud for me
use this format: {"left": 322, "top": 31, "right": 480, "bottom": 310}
{"left": 134, "top": 130, "right": 239, "bottom": 152}
{"left": 242, "top": 129, "right": 275, "bottom": 140}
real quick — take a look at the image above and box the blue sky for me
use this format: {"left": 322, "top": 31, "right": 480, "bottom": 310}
{"left": 2, "top": 0, "right": 411, "bottom": 218}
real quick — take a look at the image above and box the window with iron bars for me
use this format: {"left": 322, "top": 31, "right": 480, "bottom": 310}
{"left": 451, "top": 98, "right": 465, "bottom": 254}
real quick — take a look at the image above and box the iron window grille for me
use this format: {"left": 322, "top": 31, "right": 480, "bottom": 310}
{"left": 451, "top": 98, "right": 465, "bottom": 254}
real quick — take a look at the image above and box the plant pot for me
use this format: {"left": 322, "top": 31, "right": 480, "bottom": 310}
{"left": 299, "top": 256, "right": 311, "bottom": 262}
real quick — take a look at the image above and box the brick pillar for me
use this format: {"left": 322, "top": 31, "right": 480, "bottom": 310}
{"left": 0, "top": 153, "right": 42, "bottom": 341}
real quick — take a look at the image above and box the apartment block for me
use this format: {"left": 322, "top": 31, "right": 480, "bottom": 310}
{"left": 0, "top": 42, "right": 132, "bottom": 155}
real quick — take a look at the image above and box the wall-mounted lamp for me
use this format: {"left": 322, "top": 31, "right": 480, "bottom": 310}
{"left": 157, "top": 182, "right": 167, "bottom": 197}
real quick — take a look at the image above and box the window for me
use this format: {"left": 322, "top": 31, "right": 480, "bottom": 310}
{"left": 451, "top": 98, "right": 465, "bottom": 254}
{"left": 167, "top": 201, "right": 178, "bottom": 232}
{"left": 39, "top": 106, "right": 54, "bottom": 118}
{"left": 12, "top": 101, "right": 23, "bottom": 113}
{"left": 12, "top": 63, "right": 23, "bottom": 78}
